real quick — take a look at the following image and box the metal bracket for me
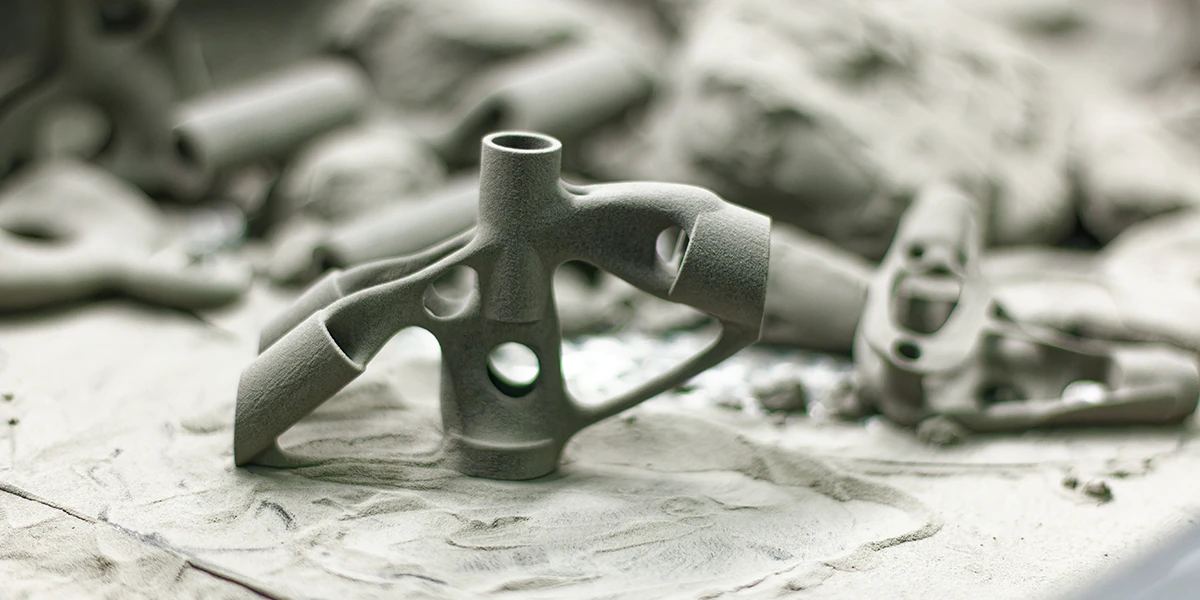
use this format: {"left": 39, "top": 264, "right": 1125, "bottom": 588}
{"left": 854, "top": 183, "right": 1199, "bottom": 433}
{"left": 235, "top": 131, "right": 771, "bottom": 480}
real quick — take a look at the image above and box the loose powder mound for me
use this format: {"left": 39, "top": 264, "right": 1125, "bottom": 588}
{"left": 0, "top": 292, "right": 1197, "bottom": 599}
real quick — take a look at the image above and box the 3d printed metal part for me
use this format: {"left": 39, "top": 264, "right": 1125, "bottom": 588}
{"left": 0, "top": 0, "right": 204, "bottom": 196}
{"left": 854, "top": 183, "right": 1199, "bottom": 434}
{"left": 0, "top": 0, "right": 370, "bottom": 200}
{"left": 0, "top": 160, "right": 251, "bottom": 311}
{"left": 235, "top": 131, "right": 771, "bottom": 480}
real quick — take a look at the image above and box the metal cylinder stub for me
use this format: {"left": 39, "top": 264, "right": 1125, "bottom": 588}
{"left": 171, "top": 58, "right": 372, "bottom": 194}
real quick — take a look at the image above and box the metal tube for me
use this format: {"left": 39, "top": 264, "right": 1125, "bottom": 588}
{"left": 172, "top": 57, "right": 371, "bottom": 188}
{"left": 437, "top": 43, "right": 655, "bottom": 164}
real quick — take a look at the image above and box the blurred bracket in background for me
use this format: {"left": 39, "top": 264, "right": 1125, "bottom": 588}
{"left": 850, "top": 182, "right": 1200, "bottom": 441}
{"left": 0, "top": 161, "right": 251, "bottom": 311}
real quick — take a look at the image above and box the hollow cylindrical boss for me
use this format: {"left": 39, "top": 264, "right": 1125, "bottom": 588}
{"left": 172, "top": 58, "right": 371, "bottom": 186}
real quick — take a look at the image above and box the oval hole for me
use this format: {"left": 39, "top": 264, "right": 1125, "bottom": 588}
{"left": 423, "top": 265, "right": 477, "bottom": 318}
{"left": 3, "top": 223, "right": 64, "bottom": 244}
{"left": 894, "top": 340, "right": 921, "bottom": 361}
{"left": 656, "top": 226, "right": 688, "bottom": 276}
{"left": 487, "top": 342, "right": 540, "bottom": 397}
{"left": 488, "top": 132, "right": 556, "bottom": 151}
{"left": 891, "top": 273, "right": 963, "bottom": 334}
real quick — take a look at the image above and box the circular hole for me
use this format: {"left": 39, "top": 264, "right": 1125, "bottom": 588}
{"left": 96, "top": 0, "right": 151, "bottom": 35}
{"left": 486, "top": 132, "right": 559, "bottom": 152}
{"left": 3, "top": 223, "right": 63, "bottom": 244}
{"left": 656, "top": 226, "right": 688, "bottom": 275}
{"left": 894, "top": 340, "right": 921, "bottom": 361}
{"left": 487, "top": 342, "right": 540, "bottom": 397}
{"left": 423, "top": 265, "right": 477, "bottom": 318}
{"left": 907, "top": 243, "right": 925, "bottom": 260}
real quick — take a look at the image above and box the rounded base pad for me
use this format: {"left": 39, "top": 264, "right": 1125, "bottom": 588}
{"left": 442, "top": 434, "right": 564, "bottom": 480}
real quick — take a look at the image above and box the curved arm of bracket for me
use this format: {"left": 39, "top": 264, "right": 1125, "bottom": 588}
{"left": 952, "top": 383, "right": 1198, "bottom": 431}
{"left": 258, "top": 229, "right": 475, "bottom": 351}
{"left": 567, "top": 182, "right": 771, "bottom": 328}
{"left": 569, "top": 321, "right": 760, "bottom": 427}
{"left": 235, "top": 263, "right": 441, "bottom": 466}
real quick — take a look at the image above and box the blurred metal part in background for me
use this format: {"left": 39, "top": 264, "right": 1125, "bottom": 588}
{"left": 0, "top": 160, "right": 251, "bottom": 310}
{"left": 316, "top": 175, "right": 481, "bottom": 270}
{"left": 0, "top": 0, "right": 363, "bottom": 201}
{"left": 0, "top": 0, "right": 207, "bottom": 197}
{"left": 171, "top": 57, "right": 371, "bottom": 196}
{"left": 428, "top": 41, "right": 655, "bottom": 167}
{"left": 1100, "top": 210, "right": 1200, "bottom": 354}
{"left": 852, "top": 183, "right": 1200, "bottom": 438}
{"left": 759, "top": 225, "right": 873, "bottom": 353}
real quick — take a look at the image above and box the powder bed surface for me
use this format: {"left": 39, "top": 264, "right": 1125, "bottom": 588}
{"left": 0, "top": 287, "right": 1196, "bottom": 599}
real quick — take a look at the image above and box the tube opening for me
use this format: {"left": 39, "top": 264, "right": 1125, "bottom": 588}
{"left": 485, "top": 132, "right": 560, "bottom": 153}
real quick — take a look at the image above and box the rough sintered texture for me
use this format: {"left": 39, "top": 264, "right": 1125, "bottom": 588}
{"left": 603, "top": 0, "right": 1074, "bottom": 259}
{"left": 2, "top": 296, "right": 1199, "bottom": 598}
{"left": 235, "top": 132, "right": 771, "bottom": 479}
